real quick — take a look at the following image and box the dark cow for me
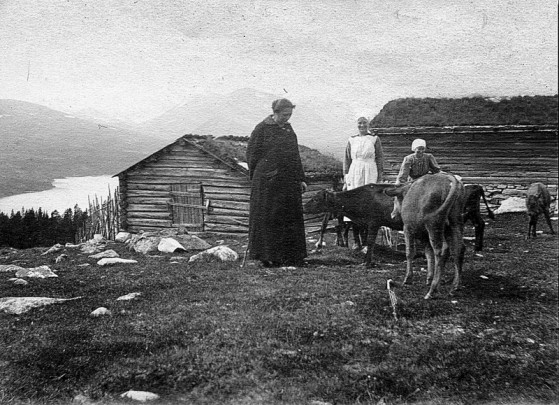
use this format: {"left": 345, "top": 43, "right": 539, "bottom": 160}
{"left": 463, "top": 184, "right": 495, "bottom": 251}
{"left": 385, "top": 173, "right": 466, "bottom": 299}
{"left": 525, "top": 182, "right": 555, "bottom": 238}
{"left": 303, "top": 183, "right": 403, "bottom": 266}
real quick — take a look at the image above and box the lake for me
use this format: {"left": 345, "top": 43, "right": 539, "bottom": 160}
{"left": 0, "top": 176, "right": 119, "bottom": 215}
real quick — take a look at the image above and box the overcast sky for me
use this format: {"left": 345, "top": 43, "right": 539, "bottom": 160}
{"left": 1, "top": 0, "right": 557, "bottom": 123}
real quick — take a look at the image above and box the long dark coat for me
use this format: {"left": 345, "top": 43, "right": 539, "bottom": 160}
{"left": 246, "top": 116, "right": 307, "bottom": 265}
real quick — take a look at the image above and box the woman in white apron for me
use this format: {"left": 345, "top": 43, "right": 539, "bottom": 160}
{"left": 342, "top": 117, "right": 384, "bottom": 249}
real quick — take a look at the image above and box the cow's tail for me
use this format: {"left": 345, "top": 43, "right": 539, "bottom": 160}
{"left": 480, "top": 187, "right": 495, "bottom": 219}
{"left": 425, "top": 175, "right": 461, "bottom": 223}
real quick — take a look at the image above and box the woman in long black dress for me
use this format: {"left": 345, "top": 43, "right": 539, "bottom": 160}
{"left": 246, "top": 98, "right": 307, "bottom": 267}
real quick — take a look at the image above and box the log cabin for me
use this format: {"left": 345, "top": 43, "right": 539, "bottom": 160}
{"left": 114, "top": 135, "right": 341, "bottom": 235}
{"left": 373, "top": 124, "right": 558, "bottom": 209}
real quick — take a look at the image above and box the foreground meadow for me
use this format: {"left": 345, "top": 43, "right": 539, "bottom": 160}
{"left": 0, "top": 212, "right": 557, "bottom": 405}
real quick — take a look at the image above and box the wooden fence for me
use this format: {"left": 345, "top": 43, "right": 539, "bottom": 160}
{"left": 76, "top": 186, "right": 120, "bottom": 242}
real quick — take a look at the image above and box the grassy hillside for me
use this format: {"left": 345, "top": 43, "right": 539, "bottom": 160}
{"left": 0, "top": 212, "right": 557, "bottom": 404}
{"left": 370, "top": 95, "right": 558, "bottom": 127}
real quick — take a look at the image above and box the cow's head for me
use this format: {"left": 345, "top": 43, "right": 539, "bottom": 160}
{"left": 383, "top": 184, "right": 410, "bottom": 220}
{"left": 303, "top": 189, "right": 336, "bottom": 214}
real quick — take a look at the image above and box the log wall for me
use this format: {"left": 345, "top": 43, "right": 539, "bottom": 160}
{"left": 376, "top": 125, "right": 558, "bottom": 206}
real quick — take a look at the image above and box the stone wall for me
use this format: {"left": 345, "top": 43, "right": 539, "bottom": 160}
{"left": 482, "top": 183, "right": 558, "bottom": 213}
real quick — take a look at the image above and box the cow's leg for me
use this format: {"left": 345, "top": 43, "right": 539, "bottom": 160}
{"left": 351, "top": 223, "right": 363, "bottom": 250}
{"left": 342, "top": 221, "right": 351, "bottom": 247}
{"left": 425, "top": 226, "right": 445, "bottom": 300}
{"left": 315, "top": 213, "right": 330, "bottom": 252}
{"left": 543, "top": 209, "right": 555, "bottom": 235}
{"left": 472, "top": 214, "right": 485, "bottom": 251}
{"left": 364, "top": 225, "right": 380, "bottom": 267}
{"left": 334, "top": 215, "right": 346, "bottom": 246}
{"left": 424, "top": 242, "right": 435, "bottom": 286}
{"left": 448, "top": 226, "right": 466, "bottom": 296}
{"left": 402, "top": 226, "right": 415, "bottom": 285}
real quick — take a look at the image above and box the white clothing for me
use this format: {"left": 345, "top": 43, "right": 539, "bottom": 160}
{"left": 345, "top": 135, "right": 379, "bottom": 190}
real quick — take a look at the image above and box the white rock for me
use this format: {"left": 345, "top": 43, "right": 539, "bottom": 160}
{"left": 89, "top": 249, "right": 120, "bottom": 259}
{"left": 130, "top": 236, "right": 161, "bottom": 254}
{"left": 65, "top": 243, "right": 82, "bottom": 248}
{"left": 0, "top": 296, "right": 81, "bottom": 315}
{"left": 120, "top": 390, "right": 160, "bottom": 402}
{"left": 42, "top": 243, "right": 64, "bottom": 255}
{"left": 15, "top": 266, "right": 58, "bottom": 278}
{"left": 55, "top": 254, "right": 69, "bottom": 263}
{"left": 115, "top": 232, "right": 132, "bottom": 243}
{"left": 116, "top": 292, "right": 142, "bottom": 301}
{"left": 97, "top": 258, "right": 138, "bottom": 266}
{"left": 93, "top": 234, "right": 105, "bottom": 242}
{"left": 0, "top": 264, "right": 26, "bottom": 272}
{"left": 13, "top": 278, "right": 29, "bottom": 285}
{"left": 175, "top": 234, "right": 211, "bottom": 250}
{"left": 494, "top": 197, "right": 527, "bottom": 214}
{"left": 158, "top": 237, "right": 187, "bottom": 253}
{"left": 188, "top": 245, "right": 239, "bottom": 263}
{"left": 91, "top": 307, "right": 112, "bottom": 317}
{"left": 78, "top": 263, "right": 91, "bottom": 267}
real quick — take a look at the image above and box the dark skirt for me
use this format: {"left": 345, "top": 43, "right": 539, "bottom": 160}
{"left": 248, "top": 171, "right": 307, "bottom": 265}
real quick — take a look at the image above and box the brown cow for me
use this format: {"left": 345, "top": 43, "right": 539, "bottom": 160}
{"left": 303, "top": 183, "right": 403, "bottom": 266}
{"left": 385, "top": 173, "right": 466, "bottom": 299}
{"left": 525, "top": 182, "right": 555, "bottom": 238}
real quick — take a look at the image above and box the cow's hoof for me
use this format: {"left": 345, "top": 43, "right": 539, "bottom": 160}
{"left": 424, "top": 293, "right": 433, "bottom": 300}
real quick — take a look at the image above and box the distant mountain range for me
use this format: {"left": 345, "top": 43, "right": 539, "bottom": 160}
{"left": 2, "top": 93, "right": 556, "bottom": 200}
{"left": 0, "top": 100, "right": 173, "bottom": 198}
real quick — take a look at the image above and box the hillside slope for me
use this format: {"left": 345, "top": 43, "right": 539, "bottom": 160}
{"left": 0, "top": 100, "right": 172, "bottom": 198}
{"left": 370, "top": 95, "right": 558, "bottom": 127}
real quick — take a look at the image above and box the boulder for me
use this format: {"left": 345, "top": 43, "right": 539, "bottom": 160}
{"left": 116, "top": 292, "right": 141, "bottom": 301}
{"left": 97, "top": 258, "right": 138, "bottom": 266}
{"left": 188, "top": 245, "right": 239, "bottom": 263}
{"left": 128, "top": 234, "right": 161, "bottom": 254}
{"left": 115, "top": 232, "right": 132, "bottom": 243}
{"left": 90, "top": 307, "right": 111, "bottom": 317}
{"left": 0, "top": 296, "right": 81, "bottom": 315}
{"left": 15, "top": 266, "right": 58, "bottom": 278}
{"left": 158, "top": 238, "right": 186, "bottom": 253}
{"left": 12, "top": 278, "right": 29, "bottom": 286}
{"left": 175, "top": 234, "right": 212, "bottom": 250}
{"left": 55, "top": 254, "right": 69, "bottom": 263}
{"left": 0, "top": 264, "right": 26, "bottom": 273}
{"left": 81, "top": 240, "right": 104, "bottom": 254}
{"left": 494, "top": 196, "right": 527, "bottom": 215}
{"left": 89, "top": 249, "right": 120, "bottom": 259}
{"left": 42, "top": 243, "right": 64, "bottom": 255}
{"left": 120, "top": 390, "right": 160, "bottom": 402}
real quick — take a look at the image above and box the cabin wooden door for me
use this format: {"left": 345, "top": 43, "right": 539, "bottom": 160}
{"left": 169, "top": 184, "right": 205, "bottom": 232}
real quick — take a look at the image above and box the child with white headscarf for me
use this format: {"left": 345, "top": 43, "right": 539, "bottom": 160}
{"left": 395, "top": 138, "right": 441, "bottom": 184}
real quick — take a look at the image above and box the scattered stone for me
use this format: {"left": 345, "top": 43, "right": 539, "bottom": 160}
{"left": 55, "top": 254, "right": 69, "bottom": 263}
{"left": 89, "top": 249, "right": 120, "bottom": 259}
{"left": 78, "top": 263, "right": 91, "bottom": 267}
{"left": 42, "top": 243, "right": 64, "bottom": 255}
{"left": 73, "top": 394, "right": 94, "bottom": 404}
{"left": 81, "top": 240, "right": 104, "bottom": 254}
{"left": 92, "top": 234, "right": 105, "bottom": 243}
{"left": 128, "top": 234, "right": 161, "bottom": 254}
{"left": 116, "top": 292, "right": 141, "bottom": 301}
{"left": 15, "top": 266, "right": 58, "bottom": 278}
{"left": 188, "top": 245, "right": 239, "bottom": 263}
{"left": 115, "top": 231, "right": 132, "bottom": 243}
{"left": 0, "top": 264, "right": 26, "bottom": 273}
{"left": 97, "top": 258, "right": 138, "bottom": 266}
{"left": 169, "top": 256, "right": 188, "bottom": 261}
{"left": 12, "top": 278, "right": 29, "bottom": 286}
{"left": 174, "top": 234, "right": 211, "bottom": 250}
{"left": 120, "top": 390, "right": 160, "bottom": 402}
{"left": 91, "top": 307, "right": 112, "bottom": 317}
{"left": 494, "top": 197, "right": 527, "bottom": 214}
{"left": 0, "top": 296, "right": 82, "bottom": 315}
{"left": 158, "top": 237, "right": 187, "bottom": 253}
{"left": 65, "top": 243, "right": 82, "bottom": 248}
